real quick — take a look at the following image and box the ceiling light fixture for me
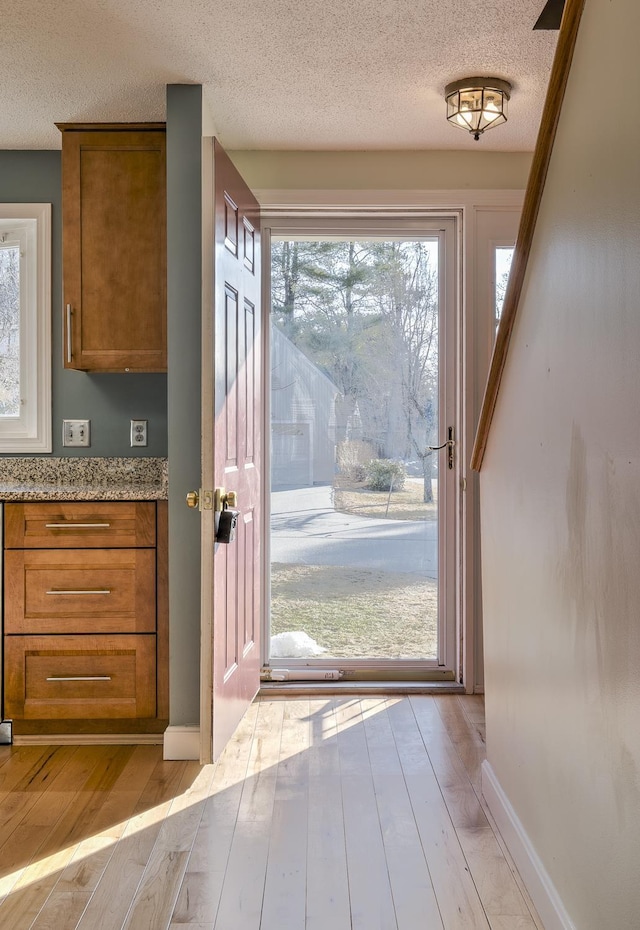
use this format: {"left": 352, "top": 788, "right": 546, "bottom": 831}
{"left": 444, "top": 77, "right": 512, "bottom": 141}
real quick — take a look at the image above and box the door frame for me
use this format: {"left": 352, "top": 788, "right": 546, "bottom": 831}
{"left": 261, "top": 211, "right": 461, "bottom": 679}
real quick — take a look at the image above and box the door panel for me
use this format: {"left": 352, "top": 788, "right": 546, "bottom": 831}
{"left": 204, "top": 139, "right": 262, "bottom": 761}
{"left": 266, "top": 219, "right": 458, "bottom": 677}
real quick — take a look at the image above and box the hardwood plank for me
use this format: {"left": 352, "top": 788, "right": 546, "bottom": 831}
{"left": 412, "top": 699, "right": 532, "bottom": 921}
{"left": 0, "top": 846, "right": 82, "bottom": 930}
{"left": 0, "top": 746, "right": 49, "bottom": 782}
{"left": 249, "top": 700, "right": 309, "bottom": 928}
{"left": 475, "top": 802, "right": 546, "bottom": 930}
{"left": 388, "top": 698, "right": 492, "bottom": 930}
{"left": 29, "top": 891, "right": 91, "bottom": 929}
{"left": 337, "top": 698, "right": 398, "bottom": 930}
{"left": 51, "top": 745, "right": 165, "bottom": 897}
{"left": 0, "top": 697, "right": 543, "bottom": 930}
{"left": 413, "top": 696, "right": 483, "bottom": 790}
{"left": 245, "top": 699, "right": 284, "bottom": 777}
{"left": 122, "top": 761, "right": 217, "bottom": 930}
{"left": 0, "top": 746, "right": 116, "bottom": 916}
{"left": 0, "top": 746, "right": 127, "bottom": 930}
{"left": 275, "top": 697, "right": 310, "bottom": 780}
{"left": 172, "top": 702, "right": 261, "bottom": 926}
{"left": 410, "top": 698, "right": 544, "bottom": 929}
{"left": 35, "top": 746, "right": 137, "bottom": 854}
{"left": 488, "top": 918, "right": 540, "bottom": 930}
{"left": 0, "top": 746, "right": 78, "bottom": 852}
{"left": 260, "top": 777, "right": 308, "bottom": 930}
{"left": 65, "top": 744, "right": 165, "bottom": 845}
{"left": 12, "top": 746, "right": 106, "bottom": 833}
{"left": 212, "top": 820, "right": 272, "bottom": 929}
{"left": 306, "top": 699, "right": 351, "bottom": 930}
{"left": 74, "top": 795, "right": 178, "bottom": 930}
{"left": 170, "top": 924, "right": 213, "bottom": 930}
{"left": 361, "top": 699, "right": 444, "bottom": 930}
{"left": 457, "top": 827, "right": 532, "bottom": 919}
{"left": 0, "top": 745, "right": 85, "bottom": 901}
{"left": 74, "top": 759, "right": 192, "bottom": 930}
{"left": 208, "top": 702, "right": 276, "bottom": 928}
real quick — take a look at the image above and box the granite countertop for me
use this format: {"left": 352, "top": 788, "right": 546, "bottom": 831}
{"left": 0, "top": 457, "right": 168, "bottom": 501}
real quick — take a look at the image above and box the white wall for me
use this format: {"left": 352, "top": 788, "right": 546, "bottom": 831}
{"left": 480, "top": 0, "right": 640, "bottom": 926}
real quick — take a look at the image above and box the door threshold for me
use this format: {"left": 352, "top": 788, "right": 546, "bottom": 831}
{"left": 259, "top": 680, "right": 465, "bottom": 697}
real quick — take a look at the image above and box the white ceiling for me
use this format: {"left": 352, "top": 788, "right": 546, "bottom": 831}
{"left": 3, "top": 0, "right": 557, "bottom": 152}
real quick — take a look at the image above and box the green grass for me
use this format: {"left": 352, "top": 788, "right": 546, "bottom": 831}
{"left": 270, "top": 562, "right": 437, "bottom": 659}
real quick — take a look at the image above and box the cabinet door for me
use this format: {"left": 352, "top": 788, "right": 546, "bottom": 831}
{"left": 4, "top": 549, "right": 156, "bottom": 635}
{"left": 60, "top": 126, "right": 167, "bottom": 371}
{"left": 4, "top": 501, "right": 156, "bottom": 549}
{"left": 4, "top": 634, "right": 156, "bottom": 720}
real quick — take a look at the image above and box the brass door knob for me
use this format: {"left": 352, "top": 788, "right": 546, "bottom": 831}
{"left": 214, "top": 487, "right": 239, "bottom": 511}
{"left": 186, "top": 490, "right": 199, "bottom": 509}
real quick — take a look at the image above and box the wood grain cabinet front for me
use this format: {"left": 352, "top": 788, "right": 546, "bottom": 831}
{"left": 4, "top": 501, "right": 156, "bottom": 549}
{"left": 3, "top": 501, "right": 168, "bottom": 737}
{"left": 4, "top": 634, "right": 156, "bottom": 721}
{"left": 4, "top": 548, "right": 156, "bottom": 635}
{"left": 57, "top": 123, "right": 167, "bottom": 372}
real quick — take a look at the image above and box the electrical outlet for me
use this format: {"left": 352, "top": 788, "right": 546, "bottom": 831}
{"left": 62, "top": 419, "right": 90, "bottom": 447}
{"left": 130, "top": 419, "right": 148, "bottom": 447}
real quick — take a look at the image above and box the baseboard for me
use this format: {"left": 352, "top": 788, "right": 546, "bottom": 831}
{"left": 163, "top": 725, "right": 200, "bottom": 760}
{"left": 481, "top": 761, "right": 576, "bottom": 930}
{"left": 13, "top": 733, "right": 163, "bottom": 746}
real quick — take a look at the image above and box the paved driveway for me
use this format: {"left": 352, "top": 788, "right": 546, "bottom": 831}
{"left": 270, "top": 484, "right": 437, "bottom": 579}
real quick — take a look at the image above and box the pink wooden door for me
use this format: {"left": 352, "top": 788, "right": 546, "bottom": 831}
{"left": 210, "top": 139, "right": 262, "bottom": 760}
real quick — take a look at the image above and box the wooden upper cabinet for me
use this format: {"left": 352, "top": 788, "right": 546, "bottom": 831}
{"left": 57, "top": 123, "right": 167, "bottom": 372}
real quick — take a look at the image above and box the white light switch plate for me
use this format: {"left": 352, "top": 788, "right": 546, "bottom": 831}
{"left": 62, "top": 419, "right": 90, "bottom": 447}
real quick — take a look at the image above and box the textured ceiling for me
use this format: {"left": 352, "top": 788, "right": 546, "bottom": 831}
{"left": 2, "top": 0, "right": 557, "bottom": 151}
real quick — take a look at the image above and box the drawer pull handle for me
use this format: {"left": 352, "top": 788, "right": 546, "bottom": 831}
{"left": 45, "top": 589, "right": 112, "bottom": 596}
{"left": 46, "top": 676, "right": 112, "bottom": 682}
{"left": 44, "top": 523, "right": 111, "bottom": 529}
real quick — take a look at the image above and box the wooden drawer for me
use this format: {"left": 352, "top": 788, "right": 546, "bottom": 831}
{"left": 4, "top": 634, "right": 156, "bottom": 720}
{"left": 4, "top": 549, "right": 156, "bottom": 634}
{"left": 4, "top": 502, "right": 156, "bottom": 549}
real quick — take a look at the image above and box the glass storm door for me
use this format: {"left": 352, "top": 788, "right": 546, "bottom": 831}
{"left": 264, "top": 217, "right": 458, "bottom": 680}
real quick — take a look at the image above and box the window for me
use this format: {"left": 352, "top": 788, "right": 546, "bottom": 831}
{"left": 495, "top": 245, "right": 515, "bottom": 328}
{"left": 0, "top": 204, "right": 51, "bottom": 452}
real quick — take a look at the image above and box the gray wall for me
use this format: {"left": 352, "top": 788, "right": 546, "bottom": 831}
{"left": 0, "top": 150, "right": 167, "bottom": 457}
{"left": 166, "top": 84, "right": 203, "bottom": 726}
{"left": 1, "top": 102, "right": 204, "bottom": 728}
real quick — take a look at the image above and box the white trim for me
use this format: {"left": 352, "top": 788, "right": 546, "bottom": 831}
{"left": 0, "top": 203, "right": 51, "bottom": 453}
{"left": 262, "top": 212, "right": 459, "bottom": 677}
{"left": 482, "top": 760, "right": 576, "bottom": 930}
{"left": 257, "top": 188, "right": 525, "bottom": 692}
{"left": 462, "top": 205, "right": 522, "bottom": 693}
{"left": 163, "top": 725, "right": 201, "bottom": 760}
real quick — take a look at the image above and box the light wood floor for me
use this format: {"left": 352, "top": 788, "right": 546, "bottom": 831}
{"left": 0, "top": 696, "right": 542, "bottom": 929}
